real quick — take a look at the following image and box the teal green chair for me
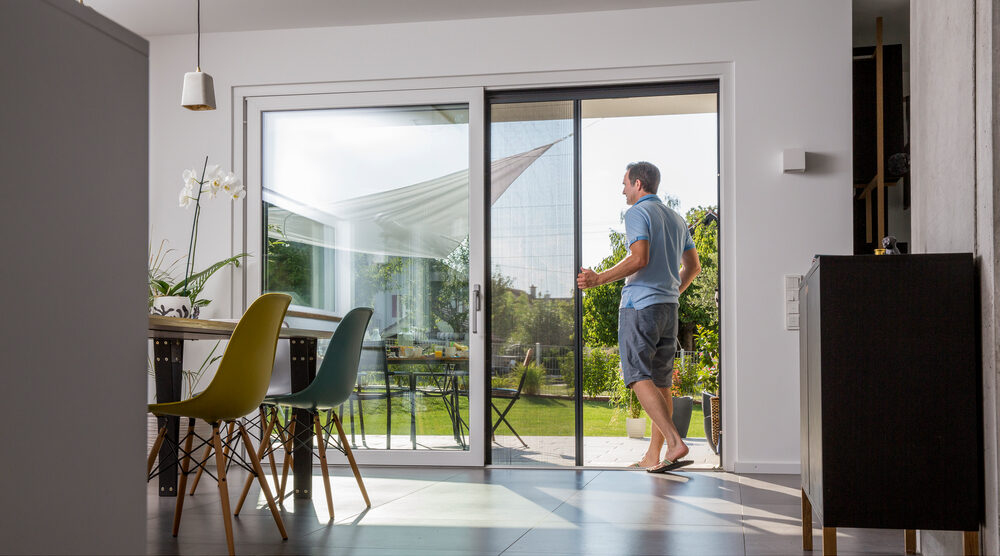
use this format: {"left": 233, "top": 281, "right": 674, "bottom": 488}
{"left": 242, "top": 306, "right": 373, "bottom": 521}
{"left": 146, "top": 293, "right": 291, "bottom": 556}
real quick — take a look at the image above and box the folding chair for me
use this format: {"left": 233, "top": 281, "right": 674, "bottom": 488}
{"left": 491, "top": 348, "right": 532, "bottom": 448}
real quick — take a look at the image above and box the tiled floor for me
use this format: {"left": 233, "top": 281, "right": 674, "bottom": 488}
{"left": 492, "top": 435, "right": 720, "bottom": 468}
{"left": 148, "top": 467, "right": 904, "bottom": 555}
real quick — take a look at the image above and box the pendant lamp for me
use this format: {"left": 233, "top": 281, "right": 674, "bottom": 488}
{"left": 181, "top": 0, "right": 216, "bottom": 111}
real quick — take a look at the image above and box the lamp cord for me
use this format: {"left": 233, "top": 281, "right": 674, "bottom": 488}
{"left": 196, "top": 0, "right": 201, "bottom": 70}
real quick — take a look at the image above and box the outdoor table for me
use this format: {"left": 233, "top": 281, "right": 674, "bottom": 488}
{"left": 386, "top": 355, "right": 469, "bottom": 449}
{"left": 147, "top": 315, "right": 333, "bottom": 498}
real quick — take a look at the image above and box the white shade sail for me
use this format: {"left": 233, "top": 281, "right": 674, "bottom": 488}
{"left": 265, "top": 141, "right": 558, "bottom": 259}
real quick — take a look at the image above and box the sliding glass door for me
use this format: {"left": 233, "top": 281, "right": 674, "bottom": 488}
{"left": 244, "top": 89, "right": 485, "bottom": 466}
{"left": 487, "top": 83, "right": 720, "bottom": 467}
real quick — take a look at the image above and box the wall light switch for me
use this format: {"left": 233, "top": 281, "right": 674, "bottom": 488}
{"left": 784, "top": 275, "right": 801, "bottom": 290}
{"left": 786, "top": 313, "right": 800, "bottom": 330}
{"left": 782, "top": 148, "right": 806, "bottom": 173}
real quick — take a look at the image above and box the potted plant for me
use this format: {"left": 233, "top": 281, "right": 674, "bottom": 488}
{"left": 670, "top": 351, "right": 699, "bottom": 438}
{"left": 609, "top": 374, "right": 646, "bottom": 438}
{"left": 695, "top": 324, "right": 721, "bottom": 453}
{"left": 149, "top": 157, "right": 248, "bottom": 318}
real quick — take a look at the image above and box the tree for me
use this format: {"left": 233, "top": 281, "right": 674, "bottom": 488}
{"left": 678, "top": 205, "right": 719, "bottom": 346}
{"left": 582, "top": 230, "right": 627, "bottom": 347}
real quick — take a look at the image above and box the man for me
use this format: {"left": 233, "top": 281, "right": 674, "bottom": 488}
{"left": 577, "top": 161, "right": 701, "bottom": 473}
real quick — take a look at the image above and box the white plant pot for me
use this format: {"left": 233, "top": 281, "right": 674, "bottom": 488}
{"left": 625, "top": 417, "right": 647, "bottom": 438}
{"left": 151, "top": 295, "right": 195, "bottom": 318}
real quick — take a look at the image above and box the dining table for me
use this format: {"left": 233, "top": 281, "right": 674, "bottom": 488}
{"left": 148, "top": 314, "right": 334, "bottom": 499}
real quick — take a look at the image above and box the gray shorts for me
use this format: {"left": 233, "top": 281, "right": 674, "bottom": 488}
{"left": 618, "top": 303, "right": 678, "bottom": 388}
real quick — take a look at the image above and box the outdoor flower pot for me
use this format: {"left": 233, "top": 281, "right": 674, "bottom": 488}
{"left": 625, "top": 417, "right": 646, "bottom": 438}
{"left": 671, "top": 395, "right": 693, "bottom": 438}
{"left": 151, "top": 295, "right": 194, "bottom": 318}
{"left": 703, "top": 391, "right": 720, "bottom": 454}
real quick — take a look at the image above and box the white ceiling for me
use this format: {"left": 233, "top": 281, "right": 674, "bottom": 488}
{"left": 82, "top": 0, "right": 749, "bottom": 37}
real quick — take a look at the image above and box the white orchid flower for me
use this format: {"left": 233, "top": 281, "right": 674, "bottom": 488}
{"left": 179, "top": 187, "right": 194, "bottom": 208}
{"left": 231, "top": 187, "right": 246, "bottom": 201}
{"left": 220, "top": 172, "right": 242, "bottom": 194}
{"left": 202, "top": 164, "right": 223, "bottom": 191}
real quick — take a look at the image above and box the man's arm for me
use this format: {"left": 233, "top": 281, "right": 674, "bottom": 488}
{"left": 577, "top": 240, "right": 649, "bottom": 289}
{"left": 678, "top": 247, "right": 701, "bottom": 294}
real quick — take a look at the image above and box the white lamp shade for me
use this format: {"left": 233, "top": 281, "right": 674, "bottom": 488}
{"left": 181, "top": 70, "right": 216, "bottom": 111}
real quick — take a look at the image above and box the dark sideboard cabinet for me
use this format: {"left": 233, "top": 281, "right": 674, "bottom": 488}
{"left": 799, "top": 254, "right": 982, "bottom": 554}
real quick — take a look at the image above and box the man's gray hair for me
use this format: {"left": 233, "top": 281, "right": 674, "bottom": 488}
{"left": 625, "top": 161, "right": 661, "bottom": 194}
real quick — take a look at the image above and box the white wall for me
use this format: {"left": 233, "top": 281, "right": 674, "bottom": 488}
{"left": 0, "top": 1, "right": 148, "bottom": 553}
{"left": 147, "top": 0, "right": 853, "bottom": 471}
{"left": 911, "top": 0, "right": 998, "bottom": 553}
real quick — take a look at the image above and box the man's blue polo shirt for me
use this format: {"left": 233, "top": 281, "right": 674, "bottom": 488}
{"left": 620, "top": 194, "right": 696, "bottom": 309}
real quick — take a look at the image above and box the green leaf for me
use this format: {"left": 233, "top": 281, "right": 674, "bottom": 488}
{"left": 174, "top": 253, "right": 249, "bottom": 300}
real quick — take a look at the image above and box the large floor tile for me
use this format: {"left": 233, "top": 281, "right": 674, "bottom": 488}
{"left": 503, "top": 522, "right": 746, "bottom": 556}
{"left": 296, "top": 521, "right": 529, "bottom": 552}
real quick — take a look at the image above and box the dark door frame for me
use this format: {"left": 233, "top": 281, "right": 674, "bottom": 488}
{"left": 484, "top": 79, "right": 721, "bottom": 466}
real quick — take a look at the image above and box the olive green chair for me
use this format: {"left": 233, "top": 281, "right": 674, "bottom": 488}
{"left": 247, "top": 306, "right": 373, "bottom": 521}
{"left": 146, "top": 293, "right": 291, "bottom": 556}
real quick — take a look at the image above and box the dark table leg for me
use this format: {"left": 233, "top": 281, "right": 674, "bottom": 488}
{"left": 289, "top": 337, "right": 317, "bottom": 499}
{"left": 152, "top": 338, "right": 183, "bottom": 497}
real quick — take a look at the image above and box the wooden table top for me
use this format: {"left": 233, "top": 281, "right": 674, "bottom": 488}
{"left": 148, "top": 315, "right": 333, "bottom": 341}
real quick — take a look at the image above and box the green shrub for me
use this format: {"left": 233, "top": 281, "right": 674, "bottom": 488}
{"left": 516, "top": 362, "right": 545, "bottom": 396}
{"left": 608, "top": 373, "right": 642, "bottom": 419}
{"left": 671, "top": 352, "right": 700, "bottom": 397}
{"left": 583, "top": 346, "right": 619, "bottom": 398}
{"left": 695, "top": 324, "right": 720, "bottom": 394}
{"left": 558, "top": 351, "right": 575, "bottom": 388}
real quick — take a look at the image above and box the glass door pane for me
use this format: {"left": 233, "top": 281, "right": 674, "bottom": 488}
{"left": 580, "top": 93, "right": 719, "bottom": 468}
{"left": 489, "top": 101, "right": 577, "bottom": 465}
{"left": 262, "top": 104, "right": 472, "bottom": 452}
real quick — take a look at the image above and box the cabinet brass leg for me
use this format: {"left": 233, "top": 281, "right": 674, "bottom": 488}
{"left": 904, "top": 530, "right": 916, "bottom": 554}
{"left": 822, "top": 527, "right": 837, "bottom": 555}
{"left": 801, "top": 489, "right": 813, "bottom": 551}
{"left": 963, "top": 530, "right": 980, "bottom": 556}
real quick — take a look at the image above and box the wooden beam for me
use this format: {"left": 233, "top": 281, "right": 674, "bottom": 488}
{"left": 876, "top": 16, "right": 885, "bottom": 244}
{"left": 904, "top": 530, "right": 916, "bottom": 554}
{"left": 856, "top": 176, "right": 878, "bottom": 199}
{"left": 964, "top": 531, "right": 980, "bottom": 556}
{"left": 823, "top": 527, "right": 837, "bottom": 555}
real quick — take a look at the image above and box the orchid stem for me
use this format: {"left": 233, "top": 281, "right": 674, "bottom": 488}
{"left": 183, "top": 156, "right": 209, "bottom": 294}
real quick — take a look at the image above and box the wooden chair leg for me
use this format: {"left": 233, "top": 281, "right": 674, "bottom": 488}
{"left": 235, "top": 406, "right": 279, "bottom": 515}
{"left": 212, "top": 423, "right": 236, "bottom": 556}
{"left": 238, "top": 423, "right": 288, "bottom": 540}
{"left": 314, "top": 413, "right": 335, "bottom": 520}
{"left": 964, "top": 530, "right": 980, "bottom": 556}
{"left": 172, "top": 419, "right": 196, "bottom": 536}
{"left": 147, "top": 426, "right": 167, "bottom": 477}
{"left": 801, "top": 489, "right": 813, "bottom": 551}
{"left": 822, "top": 527, "right": 836, "bottom": 556}
{"left": 191, "top": 421, "right": 236, "bottom": 495}
{"left": 188, "top": 442, "right": 213, "bottom": 495}
{"left": 904, "top": 529, "right": 916, "bottom": 554}
{"left": 330, "top": 411, "right": 371, "bottom": 507}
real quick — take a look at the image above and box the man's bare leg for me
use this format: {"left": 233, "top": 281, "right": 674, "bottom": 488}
{"left": 632, "top": 380, "right": 688, "bottom": 463}
{"left": 636, "top": 386, "right": 673, "bottom": 467}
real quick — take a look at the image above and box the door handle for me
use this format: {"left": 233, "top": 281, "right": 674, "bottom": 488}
{"left": 472, "top": 284, "right": 482, "bottom": 334}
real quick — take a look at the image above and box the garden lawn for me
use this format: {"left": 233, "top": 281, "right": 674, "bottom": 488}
{"left": 339, "top": 394, "right": 706, "bottom": 438}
